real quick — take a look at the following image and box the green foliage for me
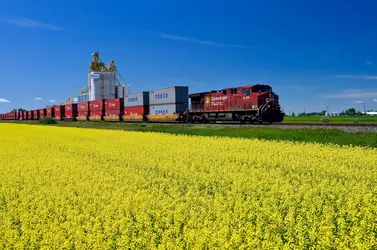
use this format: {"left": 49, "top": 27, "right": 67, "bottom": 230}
{"left": 44, "top": 121, "right": 377, "bottom": 148}
{"left": 320, "top": 116, "right": 330, "bottom": 123}
{"left": 352, "top": 118, "right": 360, "bottom": 124}
{"left": 39, "top": 117, "right": 57, "bottom": 125}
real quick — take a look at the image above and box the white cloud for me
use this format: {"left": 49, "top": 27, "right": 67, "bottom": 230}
{"left": 4, "top": 18, "right": 63, "bottom": 30}
{"left": 157, "top": 33, "right": 248, "bottom": 48}
{"left": 366, "top": 61, "right": 373, "bottom": 65}
{"left": 336, "top": 75, "right": 377, "bottom": 80}
{"left": 0, "top": 98, "right": 10, "bottom": 103}
{"left": 324, "top": 89, "right": 377, "bottom": 99}
{"left": 34, "top": 97, "right": 43, "bottom": 100}
{"left": 49, "top": 100, "right": 55, "bottom": 103}
{"left": 354, "top": 101, "right": 363, "bottom": 104}
{"left": 373, "top": 99, "right": 377, "bottom": 102}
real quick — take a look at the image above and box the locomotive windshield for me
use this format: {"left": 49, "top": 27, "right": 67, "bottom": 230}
{"left": 252, "top": 86, "right": 272, "bottom": 93}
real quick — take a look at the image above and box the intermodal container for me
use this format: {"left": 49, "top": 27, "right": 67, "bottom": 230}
{"left": 28, "top": 111, "right": 34, "bottom": 120}
{"left": 124, "top": 106, "right": 150, "bottom": 116}
{"left": 105, "top": 98, "right": 124, "bottom": 111}
{"left": 88, "top": 110, "right": 103, "bottom": 121}
{"left": 33, "top": 110, "right": 40, "bottom": 120}
{"left": 46, "top": 107, "right": 54, "bottom": 117}
{"left": 89, "top": 100, "right": 105, "bottom": 111}
{"left": 23, "top": 111, "right": 28, "bottom": 120}
{"left": 54, "top": 105, "right": 65, "bottom": 120}
{"left": 149, "top": 86, "right": 188, "bottom": 105}
{"left": 10, "top": 112, "right": 16, "bottom": 120}
{"left": 77, "top": 111, "right": 89, "bottom": 121}
{"left": 65, "top": 104, "right": 78, "bottom": 119}
{"left": 149, "top": 103, "right": 188, "bottom": 115}
{"left": 39, "top": 108, "right": 46, "bottom": 119}
{"left": 104, "top": 110, "right": 122, "bottom": 116}
{"left": 104, "top": 110, "right": 121, "bottom": 121}
{"left": 89, "top": 110, "right": 103, "bottom": 117}
{"left": 78, "top": 111, "right": 89, "bottom": 117}
{"left": 124, "top": 92, "right": 149, "bottom": 107}
{"left": 78, "top": 102, "right": 89, "bottom": 112}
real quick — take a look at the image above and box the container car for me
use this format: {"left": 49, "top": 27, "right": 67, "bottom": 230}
{"left": 64, "top": 104, "right": 78, "bottom": 121}
{"left": 54, "top": 105, "right": 65, "bottom": 121}
{"left": 33, "top": 110, "right": 40, "bottom": 120}
{"left": 46, "top": 107, "right": 55, "bottom": 118}
{"left": 39, "top": 108, "right": 46, "bottom": 119}
{"left": 77, "top": 102, "right": 90, "bottom": 121}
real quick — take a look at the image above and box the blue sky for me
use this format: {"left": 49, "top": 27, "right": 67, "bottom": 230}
{"left": 1, "top": 0, "right": 377, "bottom": 114}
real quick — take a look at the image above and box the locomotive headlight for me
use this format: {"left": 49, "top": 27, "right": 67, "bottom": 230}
{"left": 269, "top": 93, "right": 272, "bottom": 97}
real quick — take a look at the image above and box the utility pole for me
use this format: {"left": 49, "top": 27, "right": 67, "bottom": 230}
{"left": 304, "top": 108, "right": 306, "bottom": 115}
{"left": 362, "top": 102, "right": 366, "bottom": 115}
{"left": 326, "top": 105, "right": 330, "bottom": 116}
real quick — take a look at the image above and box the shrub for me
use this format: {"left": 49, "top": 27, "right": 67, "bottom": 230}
{"left": 352, "top": 118, "right": 360, "bottom": 124}
{"left": 39, "top": 117, "right": 57, "bottom": 124}
{"left": 320, "top": 116, "right": 330, "bottom": 123}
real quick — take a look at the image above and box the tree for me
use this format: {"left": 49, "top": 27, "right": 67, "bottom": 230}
{"left": 11, "top": 108, "right": 25, "bottom": 112}
{"left": 347, "top": 108, "right": 356, "bottom": 116}
{"left": 292, "top": 112, "right": 295, "bottom": 117}
{"left": 321, "top": 110, "right": 327, "bottom": 116}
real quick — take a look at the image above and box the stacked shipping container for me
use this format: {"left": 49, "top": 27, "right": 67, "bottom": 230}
{"left": 149, "top": 86, "right": 188, "bottom": 115}
{"left": 54, "top": 105, "right": 65, "bottom": 120}
{"left": 104, "top": 98, "right": 124, "bottom": 121}
{"left": 28, "top": 111, "right": 34, "bottom": 120}
{"left": 46, "top": 107, "right": 54, "bottom": 117}
{"left": 89, "top": 100, "right": 104, "bottom": 121}
{"left": 77, "top": 102, "right": 89, "bottom": 121}
{"left": 33, "top": 110, "right": 40, "bottom": 120}
{"left": 64, "top": 104, "right": 78, "bottom": 120}
{"left": 39, "top": 108, "right": 46, "bottom": 119}
{"left": 123, "top": 92, "right": 149, "bottom": 122}
{"left": 23, "top": 111, "right": 28, "bottom": 120}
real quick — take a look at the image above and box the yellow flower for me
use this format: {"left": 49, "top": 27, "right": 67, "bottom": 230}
{"left": 0, "top": 123, "right": 376, "bottom": 249}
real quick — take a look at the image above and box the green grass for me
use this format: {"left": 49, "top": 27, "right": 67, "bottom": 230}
{"left": 283, "top": 115, "right": 377, "bottom": 124}
{"left": 2, "top": 120, "right": 377, "bottom": 148}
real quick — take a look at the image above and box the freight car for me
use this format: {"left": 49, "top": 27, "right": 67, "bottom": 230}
{"left": 0, "top": 84, "right": 284, "bottom": 124}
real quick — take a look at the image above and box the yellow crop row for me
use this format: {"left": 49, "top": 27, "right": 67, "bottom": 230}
{"left": 0, "top": 123, "right": 377, "bottom": 249}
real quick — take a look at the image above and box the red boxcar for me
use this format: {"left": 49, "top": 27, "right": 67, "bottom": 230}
{"left": 46, "top": 107, "right": 55, "bottom": 117}
{"left": 33, "top": 110, "right": 40, "bottom": 120}
{"left": 89, "top": 100, "right": 105, "bottom": 111}
{"left": 54, "top": 105, "right": 65, "bottom": 120}
{"left": 39, "top": 108, "right": 46, "bottom": 119}
{"left": 64, "top": 104, "right": 78, "bottom": 120}
{"left": 78, "top": 102, "right": 89, "bottom": 112}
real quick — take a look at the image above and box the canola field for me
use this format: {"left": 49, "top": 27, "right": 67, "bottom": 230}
{"left": 1, "top": 123, "right": 377, "bottom": 249}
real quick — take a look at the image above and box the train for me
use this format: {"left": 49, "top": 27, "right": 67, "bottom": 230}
{"left": 0, "top": 84, "right": 284, "bottom": 124}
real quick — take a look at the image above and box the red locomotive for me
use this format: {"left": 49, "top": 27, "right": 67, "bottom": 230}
{"left": 187, "top": 84, "right": 283, "bottom": 124}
